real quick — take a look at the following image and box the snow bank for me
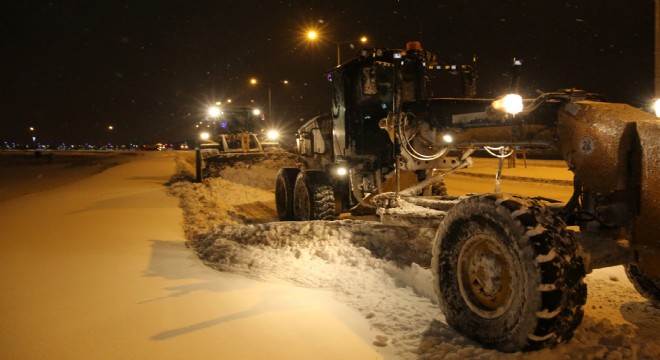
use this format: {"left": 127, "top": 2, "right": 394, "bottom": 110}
{"left": 204, "top": 151, "right": 298, "bottom": 190}
{"left": 169, "top": 153, "right": 660, "bottom": 360}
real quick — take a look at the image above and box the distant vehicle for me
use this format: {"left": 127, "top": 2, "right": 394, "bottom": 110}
{"left": 199, "top": 105, "right": 280, "bottom": 153}
{"left": 140, "top": 143, "right": 165, "bottom": 151}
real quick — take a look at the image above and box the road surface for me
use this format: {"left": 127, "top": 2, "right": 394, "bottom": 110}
{"left": 0, "top": 151, "right": 382, "bottom": 360}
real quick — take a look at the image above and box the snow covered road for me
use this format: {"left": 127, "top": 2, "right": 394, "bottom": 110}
{"left": 0, "top": 151, "right": 382, "bottom": 360}
{"left": 2, "top": 151, "right": 659, "bottom": 360}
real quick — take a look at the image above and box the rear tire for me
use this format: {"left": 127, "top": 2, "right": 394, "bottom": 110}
{"left": 432, "top": 193, "right": 586, "bottom": 352}
{"left": 625, "top": 264, "right": 660, "bottom": 305}
{"left": 275, "top": 168, "right": 300, "bottom": 221}
{"left": 293, "top": 170, "right": 335, "bottom": 221}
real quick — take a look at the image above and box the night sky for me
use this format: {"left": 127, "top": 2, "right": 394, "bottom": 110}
{"left": 1, "top": 1, "right": 654, "bottom": 146}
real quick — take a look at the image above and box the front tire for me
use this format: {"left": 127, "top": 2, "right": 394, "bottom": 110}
{"left": 432, "top": 193, "right": 586, "bottom": 352}
{"left": 275, "top": 168, "right": 300, "bottom": 221}
{"left": 293, "top": 170, "right": 335, "bottom": 221}
{"left": 625, "top": 264, "right": 660, "bottom": 305}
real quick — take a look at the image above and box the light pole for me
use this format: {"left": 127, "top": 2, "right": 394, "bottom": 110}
{"left": 107, "top": 125, "right": 114, "bottom": 149}
{"left": 306, "top": 30, "right": 368, "bottom": 66}
{"left": 28, "top": 126, "right": 36, "bottom": 149}
{"left": 249, "top": 78, "right": 288, "bottom": 123}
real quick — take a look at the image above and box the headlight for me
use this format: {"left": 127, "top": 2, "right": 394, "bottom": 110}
{"left": 200, "top": 132, "right": 210, "bottom": 140}
{"left": 492, "top": 94, "right": 523, "bottom": 115}
{"left": 266, "top": 130, "right": 279, "bottom": 141}
{"left": 207, "top": 106, "right": 221, "bottom": 118}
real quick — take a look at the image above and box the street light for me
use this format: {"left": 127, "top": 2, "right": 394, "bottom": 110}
{"left": 28, "top": 126, "right": 37, "bottom": 148}
{"left": 306, "top": 29, "right": 368, "bottom": 66}
{"left": 249, "top": 78, "right": 289, "bottom": 122}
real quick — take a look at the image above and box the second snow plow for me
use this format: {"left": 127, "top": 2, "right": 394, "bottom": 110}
{"left": 195, "top": 105, "right": 291, "bottom": 180}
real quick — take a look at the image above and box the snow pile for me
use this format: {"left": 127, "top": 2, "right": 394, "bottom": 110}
{"left": 169, "top": 154, "right": 660, "bottom": 360}
{"left": 186, "top": 219, "right": 448, "bottom": 359}
{"left": 169, "top": 176, "right": 279, "bottom": 237}
{"left": 204, "top": 151, "right": 298, "bottom": 190}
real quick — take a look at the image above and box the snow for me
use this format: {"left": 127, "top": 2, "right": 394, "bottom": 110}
{"left": 171, "top": 151, "right": 660, "bottom": 359}
{"left": 0, "top": 151, "right": 383, "bottom": 360}
{"left": 1, "top": 150, "right": 658, "bottom": 359}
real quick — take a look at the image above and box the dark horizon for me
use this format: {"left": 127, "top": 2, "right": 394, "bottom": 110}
{"left": 1, "top": 1, "right": 654, "bottom": 146}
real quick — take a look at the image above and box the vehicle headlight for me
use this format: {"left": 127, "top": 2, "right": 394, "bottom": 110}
{"left": 266, "top": 130, "right": 279, "bottom": 141}
{"left": 207, "top": 106, "right": 221, "bottom": 118}
{"left": 492, "top": 94, "right": 524, "bottom": 115}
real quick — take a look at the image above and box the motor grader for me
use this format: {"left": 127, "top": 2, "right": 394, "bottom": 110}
{"left": 274, "top": 42, "right": 659, "bottom": 352}
{"left": 195, "top": 105, "right": 284, "bottom": 181}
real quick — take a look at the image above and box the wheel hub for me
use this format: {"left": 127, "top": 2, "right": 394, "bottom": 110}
{"left": 295, "top": 187, "right": 310, "bottom": 220}
{"left": 457, "top": 234, "right": 515, "bottom": 319}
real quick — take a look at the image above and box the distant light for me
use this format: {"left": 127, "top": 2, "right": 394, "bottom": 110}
{"left": 200, "top": 132, "right": 210, "bottom": 140}
{"left": 307, "top": 30, "right": 318, "bottom": 40}
{"left": 654, "top": 99, "right": 660, "bottom": 117}
{"left": 360, "top": 36, "right": 368, "bottom": 43}
{"left": 252, "top": 109, "right": 261, "bottom": 116}
{"left": 336, "top": 167, "right": 348, "bottom": 176}
{"left": 442, "top": 134, "right": 453, "bottom": 143}
{"left": 215, "top": 101, "right": 221, "bottom": 106}
{"left": 282, "top": 80, "right": 289, "bottom": 84}
{"left": 108, "top": 125, "right": 114, "bottom": 131}
{"left": 208, "top": 106, "right": 221, "bottom": 118}
{"left": 29, "top": 127, "right": 35, "bottom": 131}
{"left": 249, "top": 78, "right": 258, "bottom": 85}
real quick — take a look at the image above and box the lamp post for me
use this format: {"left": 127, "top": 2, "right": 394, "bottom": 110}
{"left": 28, "top": 126, "right": 37, "bottom": 149}
{"left": 249, "top": 78, "right": 288, "bottom": 123}
{"left": 306, "top": 30, "right": 368, "bottom": 66}
{"left": 107, "top": 125, "right": 114, "bottom": 149}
